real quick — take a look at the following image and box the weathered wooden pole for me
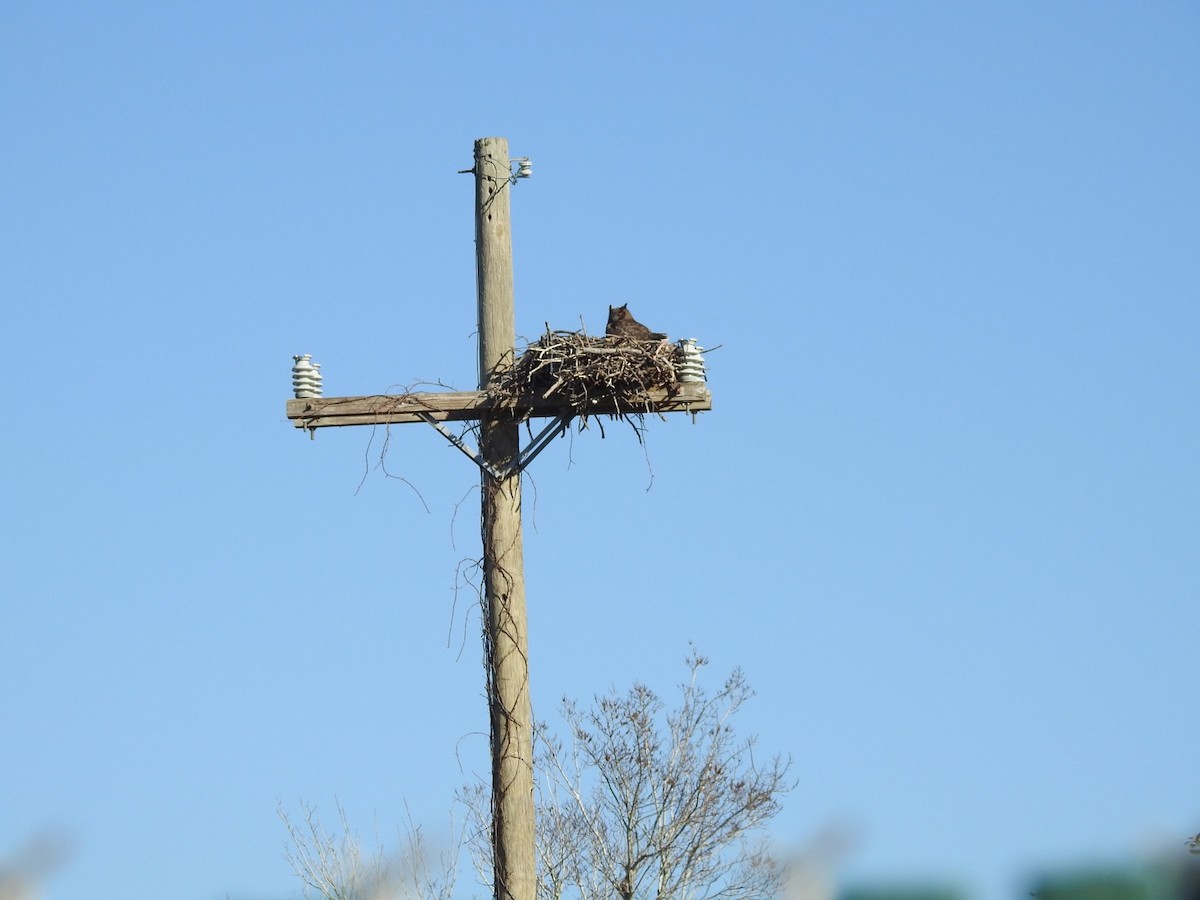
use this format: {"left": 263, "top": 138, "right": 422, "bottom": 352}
{"left": 474, "top": 136, "right": 536, "bottom": 900}
{"left": 286, "top": 136, "right": 712, "bottom": 900}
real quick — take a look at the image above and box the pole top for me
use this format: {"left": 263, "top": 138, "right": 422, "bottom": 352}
{"left": 472, "top": 138, "right": 511, "bottom": 176}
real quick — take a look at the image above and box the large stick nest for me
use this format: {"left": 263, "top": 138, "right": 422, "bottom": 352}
{"left": 489, "top": 329, "right": 685, "bottom": 421}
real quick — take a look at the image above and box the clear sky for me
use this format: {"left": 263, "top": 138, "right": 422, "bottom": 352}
{"left": 2, "top": 3, "right": 1197, "bottom": 899}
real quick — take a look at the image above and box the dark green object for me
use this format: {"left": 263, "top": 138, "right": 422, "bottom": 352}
{"left": 1029, "top": 867, "right": 1174, "bottom": 900}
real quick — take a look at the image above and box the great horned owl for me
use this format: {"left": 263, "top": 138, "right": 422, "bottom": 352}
{"left": 606, "top": 304, "right": 666, "bottom": 340}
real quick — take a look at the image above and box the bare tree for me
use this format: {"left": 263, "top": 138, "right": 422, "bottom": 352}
{"left": 464, "top": 651, "right": 792, "bottom": 900}
{"left": 280, "top": 801, "right": 461, "bottom": 900}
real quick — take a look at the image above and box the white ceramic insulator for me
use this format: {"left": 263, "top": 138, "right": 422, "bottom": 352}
{"left": 675, "top": 339, "right": 706, "bottom": 383}
{"left": 292, "top": 354, "right": 324, "bottom": 398}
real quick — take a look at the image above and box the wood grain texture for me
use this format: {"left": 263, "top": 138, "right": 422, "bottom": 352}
{"left": 285, "top": 383, "right": 712, "bottom": 429}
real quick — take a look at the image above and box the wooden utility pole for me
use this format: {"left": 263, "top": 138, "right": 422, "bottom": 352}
{"left": 474, "top": 136, "right": 536, "bottom": 900}
{"left": 285, "top": 137, "right": 711, "bottom": 900}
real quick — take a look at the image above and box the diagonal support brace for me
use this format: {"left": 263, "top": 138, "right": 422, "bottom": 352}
{"left": 511, "top": 414, "right": 571, "bottom": 475}
{"left": 417, "top": 413, "right": 506, "bottom": 480}
{"left": 418, "top": 412, "right": 572, "bottom": 480}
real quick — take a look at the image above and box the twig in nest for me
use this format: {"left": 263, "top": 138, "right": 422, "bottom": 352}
{"left": 489, "top": 328, "right": 683, "bottom": 427}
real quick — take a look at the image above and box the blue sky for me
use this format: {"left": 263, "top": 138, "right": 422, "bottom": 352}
{"left": 2, "top": 3, "right": 1197, "bottom": 899}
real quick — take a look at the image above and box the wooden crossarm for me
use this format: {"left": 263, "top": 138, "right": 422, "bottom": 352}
{"left": 285, "top": 383, "right": 712, "bottom": 430}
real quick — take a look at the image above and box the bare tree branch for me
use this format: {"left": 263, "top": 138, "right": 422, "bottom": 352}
{"left": 280, "top": 801, "right": 462, "bottom": 900}
{"left": 465, "top": 651, "right": 792, "bottom": 900}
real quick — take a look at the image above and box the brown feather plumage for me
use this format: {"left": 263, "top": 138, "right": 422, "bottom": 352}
{"left": 606, "top": 304, "right": 666, "bottom": 340}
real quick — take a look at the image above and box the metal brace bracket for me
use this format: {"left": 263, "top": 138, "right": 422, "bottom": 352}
{"left": 418, "top": 413, "right": 572, "bottom": 480}
{"left": 417, "top": 413, "right": 505, "bottom": 480}
{"left": 511, "top": 414, "right": 572, "bottom": 475}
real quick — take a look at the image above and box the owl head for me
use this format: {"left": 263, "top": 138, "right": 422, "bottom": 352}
{"left": 607, "top": 304, "right": 630, "bottom": 324}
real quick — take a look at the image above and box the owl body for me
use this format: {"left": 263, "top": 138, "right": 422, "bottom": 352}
{"left": 606, "top": 304, "right": 666, "bottom": 340}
